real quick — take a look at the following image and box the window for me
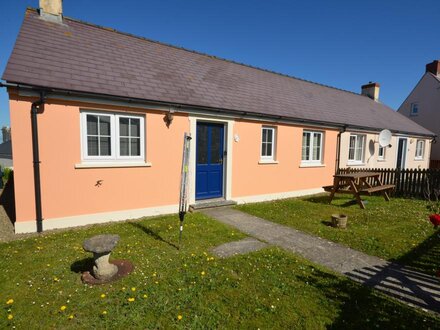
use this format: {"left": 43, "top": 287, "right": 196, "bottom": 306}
{"left": 261, "top": 126, "right": 276, "bottom": 160}
{"left": 378, "top": 146, "right": 386, "bottom": 160}
{"left": 415, "top": 139, "right": 425, "bottom": 159}
{"left": 302, "top": 131, "right": 323, "bottom": 164}
{"left": 410, "top": 103, "right": 419, "bottom": 116}
{"left": 81, "top": 111, "right": 145, "bottom": 162}
{"left": 348, "top": 134, "right": 365, "bottom": 163}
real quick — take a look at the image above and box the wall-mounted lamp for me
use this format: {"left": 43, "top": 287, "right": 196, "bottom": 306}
{"left": 163, "top": 110, "right": 174, "bottom": 128}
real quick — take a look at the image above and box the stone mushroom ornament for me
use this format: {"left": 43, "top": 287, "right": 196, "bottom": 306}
{"left": 83, "top": 234, "right": 120, "bottom": 281}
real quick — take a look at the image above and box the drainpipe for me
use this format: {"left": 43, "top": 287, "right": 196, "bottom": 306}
{"left": 335, "top": 125, "right": 347, "bottom": 174}
{"left": 31, "top": 92, "right": 45, "bottom": 233}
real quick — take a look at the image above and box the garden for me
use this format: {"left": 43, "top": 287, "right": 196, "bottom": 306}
{"left": 0, "top": 204, "right": 439, "bottom": 329}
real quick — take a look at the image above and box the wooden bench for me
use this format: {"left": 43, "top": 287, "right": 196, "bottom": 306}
{"left": 359, "top": 184, "right": 395, "bottom": 195}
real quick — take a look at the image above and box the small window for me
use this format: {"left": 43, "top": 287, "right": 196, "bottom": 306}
{"left": 261, "top": 126, "right": 276, "bottom": 160}
{"left": 348, "top": 134, "right": 365, "bottom": 163}
{"left": 415, "top": 140, "right": 425, "bottom": 159}
{"left": 378, "top": 146, "right": 386, "bottom": 160}
{"left": 410, "top": 103, "right": 419, "bottom": 116}
{"left": 302, "top": 131, "right": 323, "bottom": 164}
{"left": 81, "top": 111, "right": 145, "bottom": 162}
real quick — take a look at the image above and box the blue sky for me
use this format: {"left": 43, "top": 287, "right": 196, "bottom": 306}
{"left": 1, "top": 0, "right": 439, "bottom": 128}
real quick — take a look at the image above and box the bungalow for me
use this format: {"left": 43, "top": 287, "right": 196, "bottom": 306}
{"left": 1, "top": 2, "right": 434, "bottom": 233}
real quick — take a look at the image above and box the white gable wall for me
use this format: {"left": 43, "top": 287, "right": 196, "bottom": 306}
{"left": 398, "top": 73, "right": 440, "bottom": 160}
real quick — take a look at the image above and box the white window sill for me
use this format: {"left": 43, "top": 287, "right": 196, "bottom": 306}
{"left": 258, "top": 160, "right": 279, "bottom": 165}
{"left": 347, "top": 162, "right": 365, "bottom": 166}
{"left": 299, "top": 162, "right": 325, "bottom": 168}
{"left": 377, "top": 159, "right": 386, "bottom": 162}
{"left": 75, "top": 162, "right": 152, "bottom": 169}
{"left": 414, "top": 158, "right": 424, "bottom": 161}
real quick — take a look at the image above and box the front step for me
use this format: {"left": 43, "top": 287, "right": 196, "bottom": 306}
{"left": 189, "top": 199, "right": 237, "bottom": 212}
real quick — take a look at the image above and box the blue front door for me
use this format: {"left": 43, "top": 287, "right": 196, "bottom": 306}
{"left": 196, "top": 122, "right": 224, "bottom": 200}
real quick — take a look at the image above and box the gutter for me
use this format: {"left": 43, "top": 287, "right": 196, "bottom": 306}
{"left": 31, "top": 91, "right": 45, "bottom": 233}
{"left": 335, "top": 125, "right": 347, "bottom": 174}
{"left": 2, "top": 81, "right": 435, "bottom": 138}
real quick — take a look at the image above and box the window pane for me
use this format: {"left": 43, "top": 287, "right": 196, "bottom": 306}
{"left": 349, "top": 136, "right": 356, "bottom": 160}
{"left": 210, "top": 126, "right": 222, "bottom": 164}
{"left": 119, "top": 117, "right": 129, "bottom": 136}
{"left": 87, "top": 115, "right": 98, "bottom": 135}
{"left": 266, "top": 129, "right": 273, "bottom": 143}
{"left": 302, "top": 132, "right": 310, "bottom": 161}
{"left": 99, "top": 116, "right": 111, "bottom": 136}
{"left": 130, "top": 118, "right": 140, "bottom": 137}
{"left": 100, "top": 137, "right": 111, "bottom": 156}
{"left": 120, "top": 137, "right": 129, "bottom": 156}
{"left": 87, "top": 136, "right": 98, "bottom": 156}
{"left": 313, "top": 133, "right": 321, "bottom": 161}
{"left": 131, "top": 138, "right": 140, "bottom": 156}
{"left": 197, "top": 125, "right": 208, "bottom": 164}
{"left": 262, "top": 129, "right": 267, "bottom": 143}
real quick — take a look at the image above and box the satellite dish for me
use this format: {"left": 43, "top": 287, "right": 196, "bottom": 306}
{"left": 378, "top": 129, "right": 392, "bottom": 147}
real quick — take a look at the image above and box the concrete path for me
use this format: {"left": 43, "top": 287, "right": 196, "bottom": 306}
{"left": 202, "top": 207, "right": 440, "bottom": 314}
{"left": 211, "top": 237, "right": 268, "bottom": 258}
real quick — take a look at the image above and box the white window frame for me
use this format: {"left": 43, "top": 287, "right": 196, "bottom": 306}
{"left": 378, "top": 145, "right": 386, "bottom": 160}
{"left": 301, "top": 130, "right": 324, "bottom": 165}
{"left": 260, "top": 126, "right": 276, "bottom": 161}
{"left": 410, "top": 103, "right": 419, "bottom": 116}
{"left": 415, "top": 139, "right": 425, "bottom": 160}
{"left": 81, "top": 110, "right": 145, "bottom": 163}
{"left": 348, "top": 134, "right": 366, "bottom": 164}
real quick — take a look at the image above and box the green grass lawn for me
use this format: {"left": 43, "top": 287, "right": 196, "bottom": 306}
{"left": 0, "top": 212, "right": 439, "bottom": 329}
{"left": 236, "top": 194, "right": 440, "bottom": 275}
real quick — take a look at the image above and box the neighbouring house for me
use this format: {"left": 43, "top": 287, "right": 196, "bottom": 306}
{"left": 1, "top": 2, "right": 434, "bottom": 233}
{"left": 0, "top": 126, "right": 13, "bottom": 168}
{"left": 398, "top": 60, "right": 440, "bottom": 168}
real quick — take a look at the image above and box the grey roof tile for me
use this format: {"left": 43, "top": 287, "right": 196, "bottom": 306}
{"left": 2, "top": 9, "right": 434, "bottom": 136}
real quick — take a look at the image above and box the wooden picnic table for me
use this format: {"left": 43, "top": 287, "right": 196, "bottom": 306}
{"left": 323, "top": 172, "right": 395, "bottom": 209}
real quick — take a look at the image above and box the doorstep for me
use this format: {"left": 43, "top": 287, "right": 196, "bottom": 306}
{"left": 189, "top": 198, "right": 237, "bottom": 212}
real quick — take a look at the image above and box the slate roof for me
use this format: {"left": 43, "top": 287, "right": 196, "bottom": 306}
{"left": 2, "top": 9, "right": 434, "bottom": 136}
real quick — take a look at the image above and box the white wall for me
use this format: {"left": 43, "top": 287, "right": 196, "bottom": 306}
{"left": 339, "top": 131, "right": 431, "bottom": 169}
{"left": 398, "top": 73, "right": 440, "bottom": 160}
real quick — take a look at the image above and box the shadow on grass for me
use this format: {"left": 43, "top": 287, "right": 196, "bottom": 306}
{"left": 296, "top": 267, "right": 439, "bottom": 329}
{"left": 303, "top": 195, "right": 359, "bottom": 208}
{"left": 128, "top": 222, "right": 179, "bottom": 250}
{"left": 70, "top": 257, "right": 94, "bottom": 273}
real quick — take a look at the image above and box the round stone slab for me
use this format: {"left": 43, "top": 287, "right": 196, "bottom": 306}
{"left": 83, "top": 234, "right": 120, "bottom": 253}
{"left": 81, "top": 260, "right": 134, "bottom": 285}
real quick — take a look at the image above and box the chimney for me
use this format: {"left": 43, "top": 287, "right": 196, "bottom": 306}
{"left": 426, "top": 60, "right": 440, "bottom": 76}
{"left": 1, "top": 127, "right": 11, "bottom": 143}
{"left": 361, "top": 82, "right": 380, "bottom": 101}
{"left": 39, "top": 0, "right": 63, "bottom": 23}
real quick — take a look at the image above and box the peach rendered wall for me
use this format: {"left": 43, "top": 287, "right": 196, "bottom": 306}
{"left": 231, "top": 120, "right": 338, "bottom": 198}
{"left": 10, "top": 94, "right": 189, "bottom": 223}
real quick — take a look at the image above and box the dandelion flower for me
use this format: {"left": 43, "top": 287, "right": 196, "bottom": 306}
{"left": 131, "top": 287, "right": 136, "bottom": 292}
{"left": 7, "top": 314, "right": 13, "bottom": 320}
{"left": 102, "top": 311, "right": 107, "bottom": 315}
{"left": 68, "top": 315, "right": 74, "bottom": 320}
{"left": 128, "top": 297, "right": 135, "bottom": 302}
{"left": 177, "top": 315, "right": 183, "bottom": 320}
{"left": 100, "top": 294, "right": 106, "bottom": 298}
{"left": 60, "top": 305, "right": 67, "bottom": 311}
{"left": 143, "top": 294, "right": 148, "bottom": 298}
{"left": 6, "top": 299, "right": 14, "bottom": 305}
{"left": 201, "top": 271, "right": 206, "bottom": 276}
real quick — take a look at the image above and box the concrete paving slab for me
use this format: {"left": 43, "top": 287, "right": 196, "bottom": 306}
{"left": 211, "top": 237, "right": 268, "bottom": 258}
{"left": 202, "top": 207, "right": 440, "bottom": 314}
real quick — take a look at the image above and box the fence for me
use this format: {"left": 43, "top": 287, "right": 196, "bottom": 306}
{"left": 337, "top": 168, "right": 440, "bottom": 198}
{"left": 430, "top": 160, "right": 440, "bottom": 169}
